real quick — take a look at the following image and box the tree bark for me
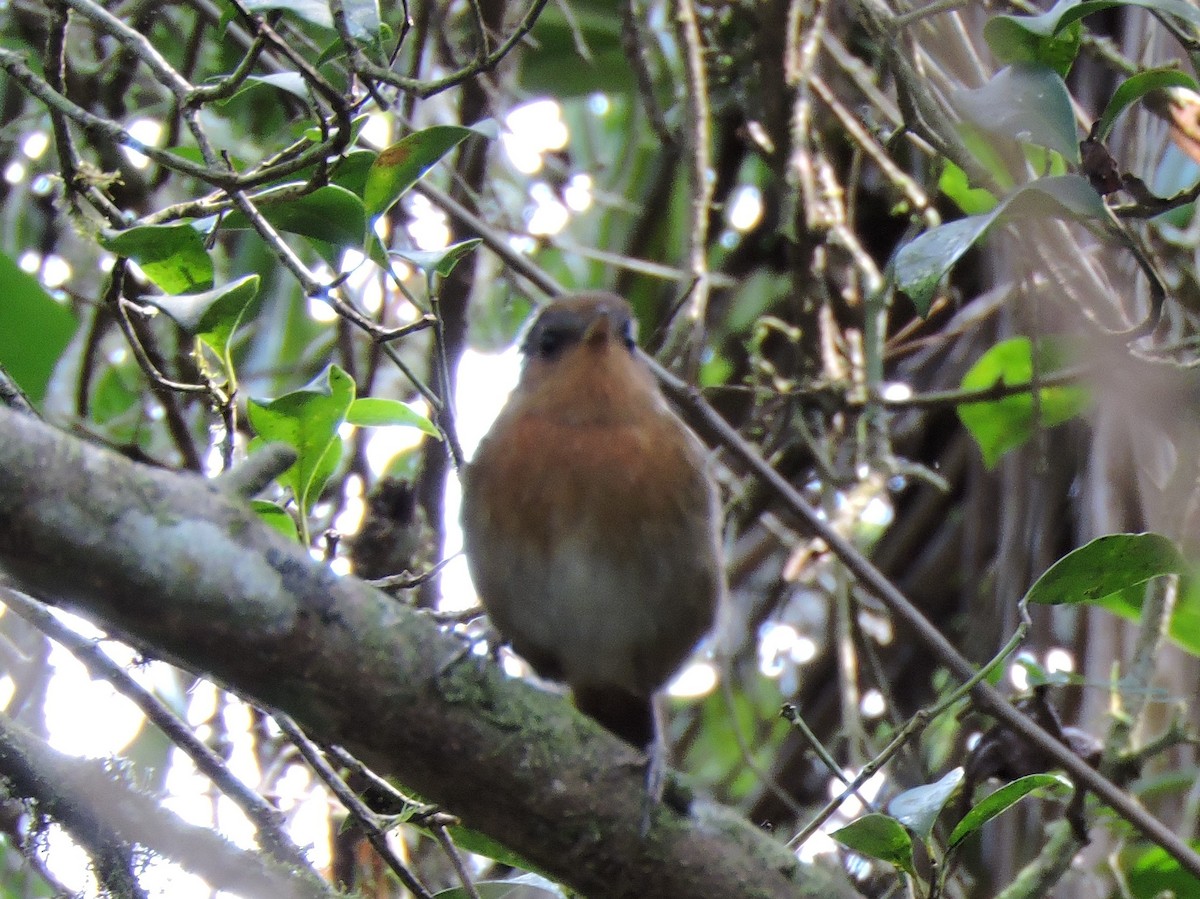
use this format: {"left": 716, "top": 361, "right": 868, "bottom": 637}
{"left": 0, "top": 408, "right": 845, "bottom": 899}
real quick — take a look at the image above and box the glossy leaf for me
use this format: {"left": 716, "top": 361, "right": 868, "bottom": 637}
{"left": 241, "top": 73, "right": 312, "bottom": 102}
{"left": 831, "top": 814, "right": 917, "bottom": 879}
{"left": 251, "top": 500, "right": 299, "bottom": 541}
{"left": 0, "top": 251, "right": 78, "bottom": 406}
{"left": 897, "top": 175, "right": 1106, "bottom": 314}
{"left": 957, "top": 337, "right": 1088, "bottom": 468}
{"left": 894, "top": 215, "right": 993, "bottom": 314}
{"left": 147, "top": 275, "right": 260, "bottom": 377}
{"left": 242, "top": 0, "right": 333, "bottom": 29}
{"left": 247, "top": 365, "right": 356, "bottom": 522}
{"left": 984, "top": 7, "right": 1081, "bottom": 76}
{"left": 956, "top": 124, "right": 1019, "bottom": 192}
{"left": 1095, "top": 67, "right": 1199, "bottom": 142}
{"left": 949, "top": 773, "right": 1072, "bottom": 847}
{"left": 346, "top": 397, "right": 440, "bottom": 437}
{"left": 887, "top": 768, "right": 964, "bottom": 842}
{"left": 221, "top": 185, "right": 367, "bottom": 257}
{"left": 1024, "top": 533, "right": 1186, "bottom": 606}
{"left": 990, "top": 0, "right": 1200, "bottom": 46}
{"left": 306, "top": 433, "right": 344, "bottom": 519}
{"left": 390, "top": 239, "right": 482, "bottom": 277}
{"left": 363, "top": 126, "right": 475, "bottom": 217}
{"left": 955, "top": 64, "right": 1079, "bottom": 161}
{"left": 101, "top": 223, "right": 214, "bottom": 294}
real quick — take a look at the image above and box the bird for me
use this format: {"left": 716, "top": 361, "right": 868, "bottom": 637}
{"left": 459, "top": 291, "right": 724, "bottom": 792}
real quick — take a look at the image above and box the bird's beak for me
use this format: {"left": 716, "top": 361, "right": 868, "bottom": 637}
{"left": 583, "top": 312, "right": 612, "bottom": 348}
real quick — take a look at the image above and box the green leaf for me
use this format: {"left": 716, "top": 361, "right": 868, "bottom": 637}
{"left": 894, "top": 215, "right": 994, "bottom": 314}
{"left": 441, "top": 825, "right": 550, "bottom": 879}
{"left": 1006, "top": 173, "right": 1109, "bottom": 218}
{"left": 247, "top": 365, "right": 356, "bottom": 521}
{"left": 346, "top": 397, "right": 440, "bottom": 437}
{"left": 1155, "top": 577, "right": 1200, "bottom": 658}
{"left": 146, "top": 275, "right": 260, "bottom": 378}
{"left": 1101, "top": 585, "right": 1200, "bottom": 666}
{"left": 1095, "top": 67, "right": 1199, "bottom": 142}
{"left": 897, "top": 175, "right": 1106, "bottom": 314}
{"left": 221, "top": 185, "right": 367, "bottom": 259}
{"left": 251, "top": 500, "right": 299, "bottom": 541}
{"left": 989, "top": 0, "right": 1200, "bottom": 50}
{"left": 955, "top": 64, "right": 1080, "bottom": 162}
{"left": 949, "top": 774, "right": 1073, "bottom": 847}
{"left": 241, "top": 0, "right": 332, "bottom": 29}
{"left": 363, "top": 126, "right": 475, "bottom": 217}
{"left": 307, "top": 432, "right": 344, "bottom": 514}
{"left": 0, "top": 251, "right": 78, "bottom": 406}
{"left": 956, "top": 337, "right": 1088, "bottom": 468}
{"left": 957, "top": 124, "right": 1019, "bottom": 191}
{"left": 1022, "top": 143, "right": 1071, "bottom": 178}
{"left": 983, "top": 7, "right": 1081, "bottom": 77}
{"left": 831, "top": 814, "right": 917, "bottom": 879}
{"left": 887, "top": 768, "right": 964, "bottom": 842}
{"left": 390, "top": 238, "right": 482, "bottom": 277}
{"left": 1024, "top": 533, "right": 1186, "bottom": 606}
{"left": 699, "top": 351, "right": 734, "bottom": 388}
{"left": 939, "top": 162, "right": 999, "bottom": 215}
{"left": 302, "top": 113, "right": 371, "bottom": 147}
{"left": 240, "top": 73, "right": 312, "bottom": 102}
{"left": 1122, "top": 840, "right": 1200, "bottom": 898}
{"left": 101, "top": 223, "right": 214, "bottom": 294}
{"left": 518, "top": 2, "right": 634, "bottom": 96}
{"left": 331, "top": 149, "right": 378, "bottom": 197}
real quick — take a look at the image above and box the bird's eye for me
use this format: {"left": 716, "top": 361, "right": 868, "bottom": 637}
{"left": 536, "top": 327, "right": 570, "bottom": 360}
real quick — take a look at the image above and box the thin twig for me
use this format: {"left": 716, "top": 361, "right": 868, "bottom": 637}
{"left": 676, "top": 358, "right": 1200, "bottom": 874}
{"left": 0, "top": 50, "right": 347, "bottom": 191}
{"left": 0, "top": 365, "right": 37, "bottom": 416}
{"left": 789, "top": 604, "right": 1030, "bottom": 848}
{"left": 347, "top": 0, "right": 551, "bottom": 99}
{"left": 274, "top": 712, "right": 435, "bottom": 899}
{"left": 2, "top": 589, "right": 312, "bottom": 872}
{"left": 660, "top": 0, "right": 713, "bottom": 375}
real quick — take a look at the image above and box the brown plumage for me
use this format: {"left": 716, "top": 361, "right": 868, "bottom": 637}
{"left": 460, "top": 292, "right": 724, "bottom": 753}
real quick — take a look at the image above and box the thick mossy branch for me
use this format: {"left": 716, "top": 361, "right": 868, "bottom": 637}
{"left": 0, "top": 408, "right": 827, "bottom": 899}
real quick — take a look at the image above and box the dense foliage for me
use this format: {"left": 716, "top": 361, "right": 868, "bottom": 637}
{"left": 3, "top": 1, "right": 1200, "bottom": 897}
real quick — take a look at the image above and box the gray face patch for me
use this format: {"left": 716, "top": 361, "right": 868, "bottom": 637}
{"left": 520, "top": 297, "right": 637, "bottom": 363}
